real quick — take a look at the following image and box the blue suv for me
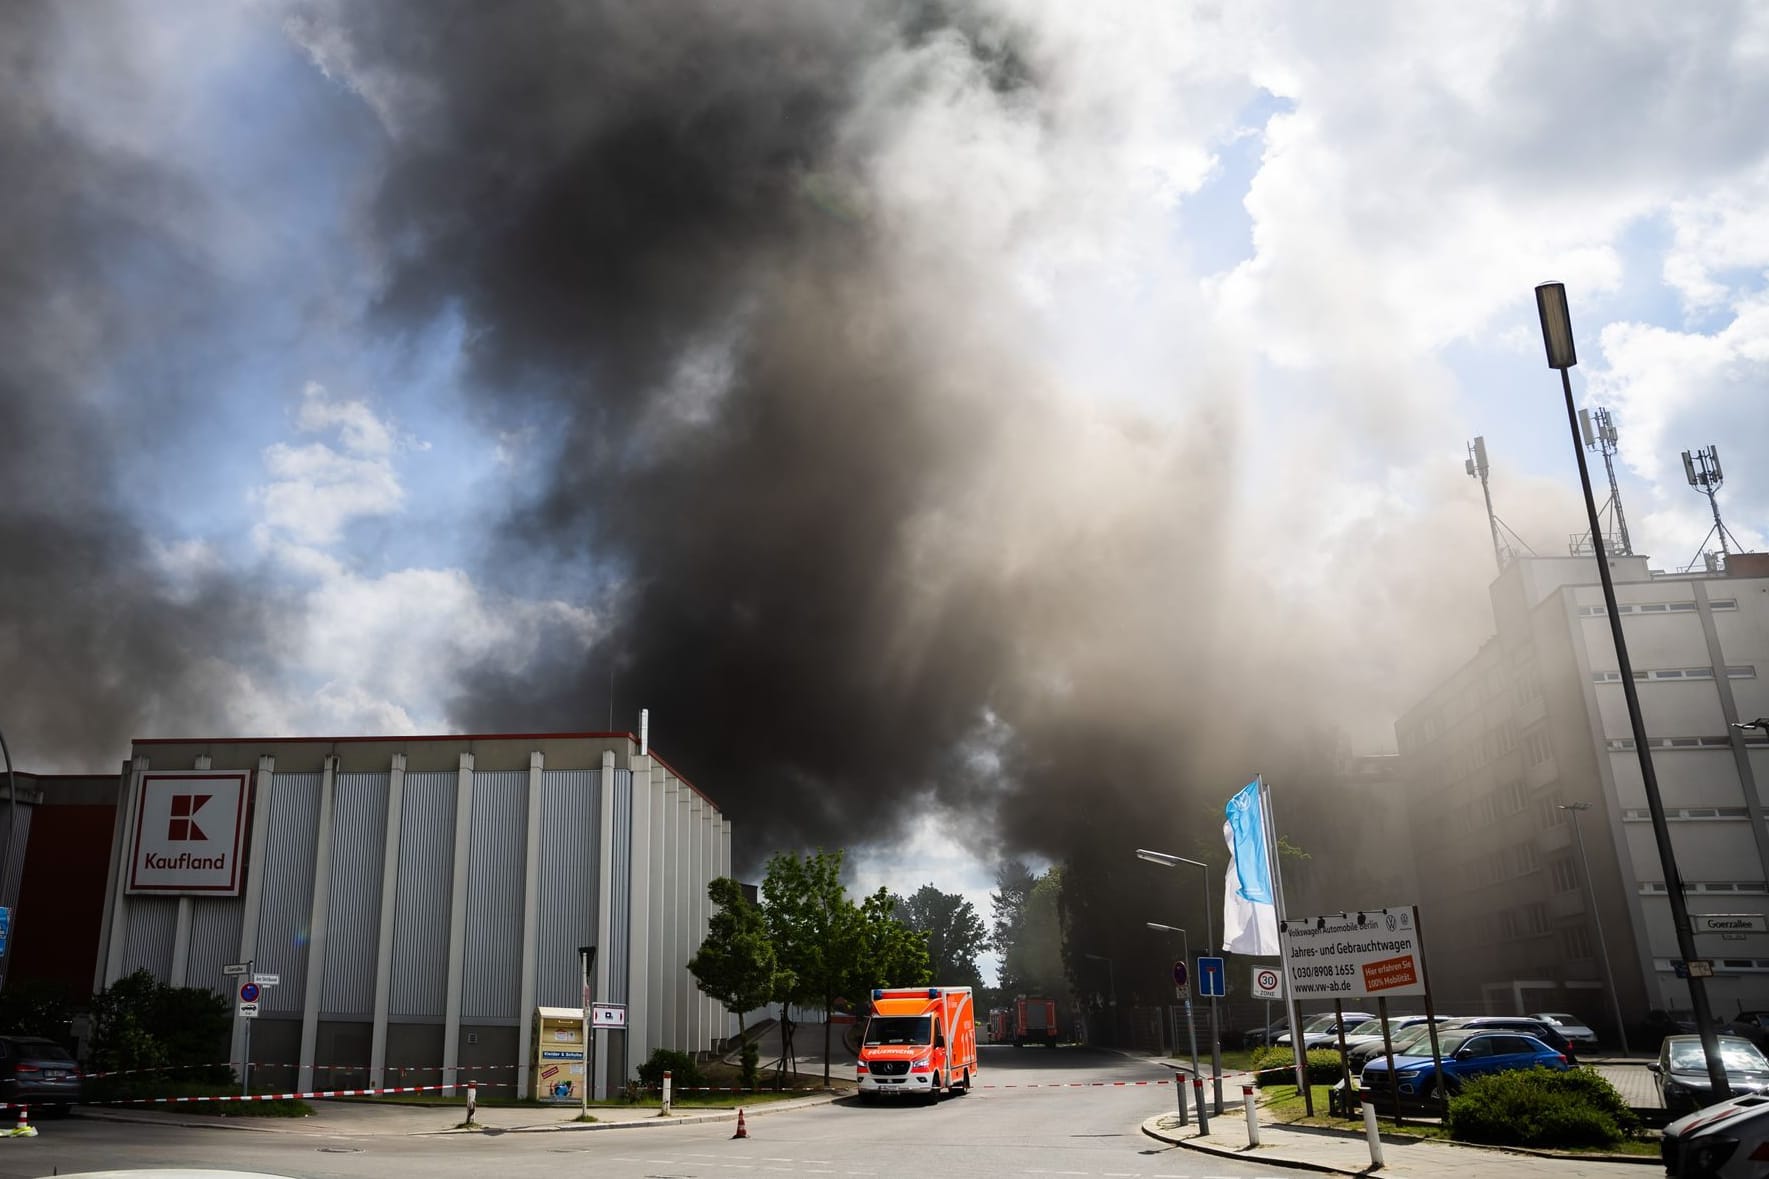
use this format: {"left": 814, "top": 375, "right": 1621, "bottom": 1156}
{"left": 1359, "top": 1029, "right": 1568, "bottom": 1108}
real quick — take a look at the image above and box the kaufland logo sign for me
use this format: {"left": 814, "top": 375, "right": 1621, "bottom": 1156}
{"left": 127, "top": 771, "right": 250, "bottom": 895}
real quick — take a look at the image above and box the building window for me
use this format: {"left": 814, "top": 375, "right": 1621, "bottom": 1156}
{"left": 1525, "top": 903, "right": 1549, "bottom": 935}
{"left": 1498, "top": 909, "right": 1520, "bottom": 938}
{"left": 1517, "top": 841, "right": 1540, "bottom": 872}
{"left": 1563, "top": 925, "right": 1593, "bottom": 958}
{"left": 1524, "top": 728, "right": 1553, "bottom": 767}
{"left": 1712, "top": 598, "right": 1739, "bottom": 611}
{"left": 1551, "top": 857, "right": 1579, "bottom": 893}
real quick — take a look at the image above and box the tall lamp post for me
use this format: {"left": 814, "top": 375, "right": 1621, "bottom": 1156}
{"left": 1536, "top": 283, "right": 1727, "bottom": 1098}
{"left": 1083, "top": 953, "right": 1117, "bottom": 1045}
{"left": 1137, "top": 849, "right": 1222, "bottom": 1112}
{"left": 1557, "top": 803, "right": 1629, "bottom": 1053}
{"left": 0, "top": 725, "right": 14, "bottom": 993}
{"left": 1145, "top": 922, "right": 1200, "bottom": 1083}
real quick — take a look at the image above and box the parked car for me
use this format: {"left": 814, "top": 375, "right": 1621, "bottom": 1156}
{"left": 1242, "top": 1019, "right": 1289, "bottom": 1049}
{"left": 1652, "top": 1035, "right": 1769, "bottom": 1115}
{"left": 1661, "top": 1090, "right": 1769, "bottom": 1178}
{"left": 1722, "top": 1011, "right": 1769, "bottom": 1053}
{"left": 1346, "top": 1019, "right": 1448, "bottom": 1072}
{"left": 1531, "top": 1012, "right": 1599, "bottom": 1048}
{"left": 1276, "top": 1011, "right": 1378, "bottom": 1048}
{"left": 1359, "top": 1029, "right": 1568, "bottom": 1108}
{"left": 1342, "top": 1015, "right": 1445, "bottom": 1051}
{"left": 1439, "top": 1016, "right": 1580, "bottom": 1064}
{"left": 0, "top": 1036, "right": 83, "bottom": 1113}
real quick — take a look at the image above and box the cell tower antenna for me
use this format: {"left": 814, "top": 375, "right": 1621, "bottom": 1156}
{"left": 1569, "top": 407, "right": 1633, "bottom": 557}
{"left": 1679, "top": 445, "right": 1744, "bottom": 573}
{"left": 1465, "top": 436, "right": 1536, "bottom": 573}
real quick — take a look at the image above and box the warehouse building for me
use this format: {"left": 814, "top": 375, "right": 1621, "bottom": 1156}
{"left": 95, "top": 730, "right": 730, "bottom": 1099}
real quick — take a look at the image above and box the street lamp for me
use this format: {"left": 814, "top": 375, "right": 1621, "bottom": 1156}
{"left": 1137, "top": 848, "right": 1222, "bottom": 1112}
{"left": 1536, "top": 283, "right": 1727, "bottom": 1098}
{"left": 1557, "top": 803, "right": 1629, "bottom": 1053}
{"left": 1730, "top": 719, "right": 1769, "bottom": 736}
{"left": 1145, "top": 923, "right": 1200, "bottom": 1084}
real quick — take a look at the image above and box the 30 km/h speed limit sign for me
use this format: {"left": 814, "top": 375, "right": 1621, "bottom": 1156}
{"left": 1251, "top": 966, "right": 1284, "bottom": 1000}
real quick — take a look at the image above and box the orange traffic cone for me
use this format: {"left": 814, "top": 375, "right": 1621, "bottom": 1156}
{"left": 10, "top": 1106, "right": 35, "bottom": 1138}
{"left": 732, "top": 1108, "right": 748, "bottom": 1139}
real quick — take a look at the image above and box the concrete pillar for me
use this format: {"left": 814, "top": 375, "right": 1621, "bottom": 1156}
{"left": 660, "top": 774, "right": 680, "bottom": 1051}
{"left": 627, "top": 751, "right": 654, "bottom": 1072}
{"left": 230, "top": 755, "right": 276, "bottom": 1082}
{"left": 594, "top": 749, "right": 617, "bottom": 1100}
{"left": 442, "top": 752, "right": 475, "bottom": 1095}
{"left": 647, "top": 769, "right": 670, "bottom": 1055}
{"left": 297, "top": 754, "right": 339, "bottom": 1092}
{"left": 675, "top": 785, "right": 692, "bottom": 1051}
{"left": 368, "top": 753, "right": 406, "bottom": 1089}
{"left": 102, "top": 756, "right": 150, "bottom": 986}
{"left": 515, "top": 751, "right": 544, "bottom": 1099}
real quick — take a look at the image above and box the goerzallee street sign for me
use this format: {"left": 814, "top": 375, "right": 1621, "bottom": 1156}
{"left": 127, "top": 770, "right": 251, "bottom": 895}
{"left": 1280, "top": 906, "right": 1426, "bottom": 999}
{"left": 1693, "top": 914, "right": 1768, "bottom": 935}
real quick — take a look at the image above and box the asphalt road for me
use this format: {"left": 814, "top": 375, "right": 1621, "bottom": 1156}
{"left": 4, "top": 1046, "right": 1292, "bottom": 1179}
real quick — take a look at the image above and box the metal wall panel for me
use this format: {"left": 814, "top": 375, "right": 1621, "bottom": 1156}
{"left": 390, "top": 771, "right": 458, "bottom": 1017}
{"left": 536, "top": 769, "right": 599, "bottom": 1009}
{"left": 463, "top": 769, "right": 527, "bottom": 1020}
{"left": 121, "top": 896, "right": 178, "bottom": 979}
{"left": 1, "top": 806, "right": 31, "bottom": 911}
{"left": 256, "top": 772, "right": 322, "bottom": 1014}
{"left": 321, "top": 772, "right": 390, "bottom": 1018}
{"left": 187, "top": 898, "right": 245, "bottom": 996}
{"left": 606, "top": 769, "right": 632, "bottom": 1005}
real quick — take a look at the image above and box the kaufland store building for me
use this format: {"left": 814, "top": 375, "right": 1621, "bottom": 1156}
{"left": 95, "top": 731, "right": 730, "bottom": 1099}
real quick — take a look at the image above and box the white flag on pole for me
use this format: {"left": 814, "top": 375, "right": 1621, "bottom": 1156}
{"left": 1222, "top": 779, "right": 1280, "bottom": 955}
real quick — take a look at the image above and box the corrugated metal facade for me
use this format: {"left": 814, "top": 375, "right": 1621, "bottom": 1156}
{"left": 0, "top": 808, "right": 31, "bottom": 913}
{"left": 462, "top": 769, "right": 526, "bottom": 1021}
{"left": 256, "top": 772, "right": 321, "bottom": 1014}
{"left": 121, "top": 895, "right": 178, "bottom": 978}
{"left": 100, "top": 736, "right": 727, "bottom": 1100}
{"left": 390, "top": 770, "right": 455, "bottom": 1017}
{"left": 188, "top": 897, "right": 244, "bottom": 992}
{"left": 321, "top": 772, "right": 389, "bottom": 1017}
{"left": 536, "top": 769, "right": 598, "bottom": 1008}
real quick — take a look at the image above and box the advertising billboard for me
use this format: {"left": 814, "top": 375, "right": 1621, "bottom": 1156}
{"left": 1279, "top": 907, "right": 1426, "bottom": 999}
{"left": 126, "top": 770, "right": 251, "bottom": 895}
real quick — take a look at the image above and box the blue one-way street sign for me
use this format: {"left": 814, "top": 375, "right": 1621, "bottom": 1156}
{"left": 1197, "top": 956, "right": 1226, "bottom": 997}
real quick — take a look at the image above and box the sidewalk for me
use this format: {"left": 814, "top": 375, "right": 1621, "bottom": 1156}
{"left": 76, "top": 1089, "right": 846, "bottom": 1137}
{"left": 1140, "top": 1108, "right": 1657, "bottom": 1177}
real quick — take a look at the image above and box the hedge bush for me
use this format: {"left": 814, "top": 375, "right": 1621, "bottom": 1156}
{"left": 636, "top": 1049, "right": 704, "bottom": 1090}
{"left": 1250, "top": 1046, "right": 1347, "bottom": 1087}
{"left": 1446, "top": 1067, "right": 1638, "bottom": 1148}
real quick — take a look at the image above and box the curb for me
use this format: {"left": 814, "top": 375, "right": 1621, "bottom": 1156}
{"left": 453, "top": 1092, "right": 847, "bottom": 1135}
{"left": 1140, "top": 1115, "right": 1346, "bottom": 1175}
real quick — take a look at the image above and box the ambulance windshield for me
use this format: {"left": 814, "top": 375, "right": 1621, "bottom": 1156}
{"left": 864, "top": 1016, "right": 934, "bottom": 1045}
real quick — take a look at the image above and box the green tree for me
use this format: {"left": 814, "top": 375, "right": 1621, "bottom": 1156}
{"left": 688, "top": 877, "right": 788, "bottom": 1047}
{"left": 762, "top": 849, "right": 860, "bottom": 1088}
{"left": 1000, "top": 867, "right": 1067, "bottom": 999}
{"left": 89, "top": 970, "right": 230, "bottom": 1082}
{"left": 852, "top": 887, "right": 932, "bottom": 1002}
{"left": 893, "top": 884, "right": 985, "bottom": 989}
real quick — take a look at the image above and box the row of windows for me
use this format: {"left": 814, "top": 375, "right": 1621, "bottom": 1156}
{"left": 1622, "top": 807, "right": 1750, "bottom": 822}
{"left": 1564, "top": 924, "right": 1594, "bottom": 959}
{"left": 1449, "top": 780, "right": 1535, "bottom": 835}
{"left": 1591, "top": 665, "right": 1756, "bottom": 682}
{"left": 1523, "top": 727, "right": 1553, "bottom": 767}
{"left": 1578, "top": 598, "right": 1739, "bottom": 617}
{"left": 1607, "top": 735, "right": 1763, "bottom": 751}
{"left": 1654, "top": 958, "right": 1769, "bottom": 973}
{"left": 1641, "top": 881, "right": 1769, "bottom": 895}
{"left": 1550, "top": 856, "right": 1580, "bottom": 893}
{"left": 1464, "top": 840, "right": 1543, "bottom": 888}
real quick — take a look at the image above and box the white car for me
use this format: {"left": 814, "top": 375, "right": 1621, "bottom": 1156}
{"left": 1531, "top": 1011, "right": 1599, "bottom": 1048}
{"left": 1276, "top": 1011, "right": 1378, "bottom": 1049}
{"left": 1661, "top": 1091, "right": 1769, "bottom": 1177}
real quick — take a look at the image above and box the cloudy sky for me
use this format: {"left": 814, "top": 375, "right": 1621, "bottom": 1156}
{"left": 4, "top": 2, "right": 1767, "bottom": 975}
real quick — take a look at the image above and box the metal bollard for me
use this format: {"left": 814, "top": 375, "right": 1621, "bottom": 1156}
{"left": 466, "top": 1081, "right": 477, "bottom": 1126}
{"left": 662, "top": 1069, "right": 672, "bottom": 1116}
{"left": 1243, "top": 1084, "right": 1259, "bottom": 1147}
{"left": 1173, "top": 1071, "right": 1188, "bottom": 1126}
{"left": 1193, "top": 1076, "right": 1209, "bottom": 1135}
{"left": 1362, "top": 1094, "right": 1384, "bottom": 1170}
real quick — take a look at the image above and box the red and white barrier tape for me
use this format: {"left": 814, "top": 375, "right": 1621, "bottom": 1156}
{"left": 89, "top": 1061, "right": 523, "bottom": 1080}
{"left": 92, "top": 1082, "right": 456, "bottom": 1106}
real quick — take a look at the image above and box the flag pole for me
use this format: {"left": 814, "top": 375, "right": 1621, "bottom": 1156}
{"left": 1260, "top": 776, "right": 1313, "bottom": 1116}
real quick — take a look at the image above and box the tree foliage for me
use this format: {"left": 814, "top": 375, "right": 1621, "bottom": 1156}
{"left": 852, "top": 887, "right": 932, "bottom": 999}
{"left": 993, "top": 863, "right": 1066, "bottom": 998}
{"left": 893, "top": 884, "right": 985, "bottom": 989}
{"left": 89, "top": 970, "right": 231, "bottom": 1081}
{"left": 688, "top": 876, "right": 789, "bottom": 1038}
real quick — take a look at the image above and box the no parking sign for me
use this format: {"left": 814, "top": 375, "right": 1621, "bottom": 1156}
{"left": 1251, "top": 966, "right": 1283, "bottom": 1000}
